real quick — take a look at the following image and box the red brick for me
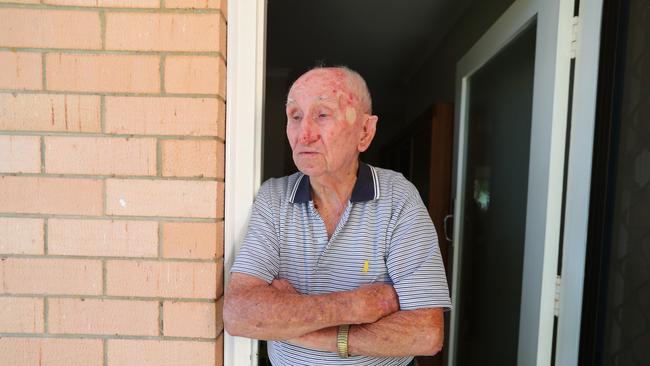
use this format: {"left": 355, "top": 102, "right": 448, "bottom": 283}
{"left": 0, "top": 176, "right": 102, "bottom": 215}
{"left": 0, "top": 297, "right": 44, "bottom": 333}
{"left": 0, "top": 338, "right": 103, "bottom": 366}
{"left": 46, "top": 53, "right": 159, "bottom": 93}
{"left": 48, "top": 219, "right": 158, "bottom": 257}
{"left": 165, "top": 56, "right": 225, "bottom": 96}
{"left": 161, "top": 139, "right": 221, "bottom": 178}
{"left": 105, "top": 13, "right": 223, "bottom": 52}
{"left": 0, "top": 258, "right": 102, "bottom": 295}
{"left": 49, "top": 298, "right": 159, "bottom": 335}
{"left": 0, "top": 51, "right": 42, "bottom": 90}
{"left": 163, "top": 300, "right": 217, "bottom": 338}
{"left": 162, "top": 222, "right": 218, "bottom": 259}
{"left": 0, "top": 217, "right": 44, "bottom": 255}
{"left": 0, "top": 135, "right": 41, "bottom": 173}
{"left": 0, "top": 93, "right": 101, "bottom": 133}
{"left": 0, "top": 9, "right": 101, "bottom": 49}
{"left": 106, "top": 260, "right": 216, "bottom": 298}
{"left": 108, "top": 339, "right": 215, "bottom": 366}
{"left": 106, "top": 179, "right": 218, "bottom": 218}
{"left": 104, "top": 96, "right": 223, "bottom": 137}
{"left": 45, "top": 136, "right": 157, "bottom": 176}
{"left": 44, "top": 0, "right": 158, "bottom": 7}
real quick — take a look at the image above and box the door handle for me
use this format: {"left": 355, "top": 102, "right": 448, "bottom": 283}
{"left": 443, "top": 214, "right": 453, "bottom": 242}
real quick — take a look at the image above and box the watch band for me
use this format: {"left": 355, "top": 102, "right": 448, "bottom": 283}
{"left": 337, "top": 324, "right": 350, "bottom": 358}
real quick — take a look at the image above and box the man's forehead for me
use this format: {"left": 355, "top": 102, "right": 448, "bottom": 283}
{"left": 286, "top": 95, "right": 337, "bottom": 105}
{"left": 290, "top": 69, "right": 353, "bottom": 93}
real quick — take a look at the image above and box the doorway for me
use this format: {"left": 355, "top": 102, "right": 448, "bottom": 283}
{"left": 225, "top": 1, "right": 608, "bottom": 365}
{"left": 452, "top": 22, "right": 536, "bottom": 366}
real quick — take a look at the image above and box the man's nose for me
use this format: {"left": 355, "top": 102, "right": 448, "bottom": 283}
{"left": 299, "top": 116, "right": 319, "bottom": 144}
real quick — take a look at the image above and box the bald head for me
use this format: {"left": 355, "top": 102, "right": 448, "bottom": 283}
{"left": 288, "top": 66, "right": 373, "bottom": 114}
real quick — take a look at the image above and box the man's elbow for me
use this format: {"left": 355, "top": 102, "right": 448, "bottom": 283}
{"left": 420, "top": 327, "right": 444, "bottom": 356}
{"left": 223, "top": 294, "right": 247, "bottom": 337}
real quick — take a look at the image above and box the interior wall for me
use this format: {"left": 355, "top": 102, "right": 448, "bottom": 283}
{"left": 402, "top": 0, "right": 516, "bottom": 123}
{"left": 263, "top": 70, "right": 294, "bottom": 180}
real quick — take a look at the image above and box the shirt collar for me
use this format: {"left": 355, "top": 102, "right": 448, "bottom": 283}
{"left": 289, "top": 161, "right": 380, "bottom": 204}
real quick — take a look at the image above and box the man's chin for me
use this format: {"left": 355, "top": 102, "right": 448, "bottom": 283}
{"left": 295, "top": 163, "right": 324, "bottom": 177}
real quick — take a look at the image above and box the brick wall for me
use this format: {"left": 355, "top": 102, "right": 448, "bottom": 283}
{"left": 0, "top": 0, "right": 226, "bottom": 365}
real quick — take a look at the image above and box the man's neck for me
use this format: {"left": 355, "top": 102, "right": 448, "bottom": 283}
{"left": 309, "top": 160, "right": 359, "bottom": 209}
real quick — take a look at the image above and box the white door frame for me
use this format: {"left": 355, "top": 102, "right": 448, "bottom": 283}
{"left": 555, "top": 0, "right": 604, "bottom": 365}
{"left": 449, "top": 0, "right": 574, "bottom": 365}
{"left": 224, "top": 0, "right": 267, "bottom": 365}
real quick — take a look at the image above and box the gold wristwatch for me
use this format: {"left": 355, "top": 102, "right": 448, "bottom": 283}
{"left": 337, "top": 324, "right": 350, "bottom": 358}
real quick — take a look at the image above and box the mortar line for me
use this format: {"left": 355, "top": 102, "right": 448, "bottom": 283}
{"left": 0, "top": 212, "right": 222, "bottom": 222}
{"left": 43, "top": 297, "right": 49, "bottom": 333}
{"left": 0, "top": 47, "right": 225, "bottom": 60}
{"left": 1, "top": 171, "right": 221, "bottom": 182}
{"left": 158, "top": 301, "right": 164, "bottom": 336}
{"left": 1, "top": 293, "right": 217, "bottom": 303}
{"left": 41, "top": 52, "right": 47, "bottom": 90}
{"left": 100, "top": 95, "right": 106, "bottom": 133}
{"left": 0, "top": 332, "right": 217, "bottom": 342}
{"left": 156, "top": 139, "right": 163, "bottom": 177}
{"left": 1, "top": 253, "right": 219, "bottom": 263}
{"left": 0, "top": 3, "right": 221, "bottom": 14}
{"left": 43, "top": 218, "right": 48, "bottom": 255}
{"left": 0, "top": 88, "right": 225, "bottom": 101}
{"left": 103, "top": 339, "right": 108, "bottom": 366}
{"left": 39, "top": 136, "right": 45, "bottom": 173}
{"left": 0, "top": 131, "right": 223, "bottom": 142}
{"left": 99, "top": 11, "right": 106, "bottom": 50}
{"left": 159, "top": 53, "right": 166, "bottom": 95}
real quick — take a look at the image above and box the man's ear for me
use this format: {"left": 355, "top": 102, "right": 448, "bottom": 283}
{"left": 358, "top": 115, "right": 378, "bottom": 152}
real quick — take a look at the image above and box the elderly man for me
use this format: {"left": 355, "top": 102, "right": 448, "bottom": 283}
{"left": 224, "top": 67, "right": 451, "bottom": 366}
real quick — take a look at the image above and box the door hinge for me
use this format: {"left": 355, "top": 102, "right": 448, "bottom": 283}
{"left": 570, "top": 16, "right": 579, "bottom": 59}
{"left": 554, "top": 275, "right": 561, "bottom": 317}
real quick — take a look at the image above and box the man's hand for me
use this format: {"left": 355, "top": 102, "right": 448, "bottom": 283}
{"left": 272, "top": 279, "right": 398, "bottom": 324}
{"left": 349, "top": 283, "right": 399, "bottom": 324}
{"left": 270, "top": 278, "right": 298, "bottom": 294}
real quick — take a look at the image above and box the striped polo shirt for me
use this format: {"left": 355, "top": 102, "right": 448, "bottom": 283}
{"left": 231, "top": 162, "right": 451, "bottom": 366}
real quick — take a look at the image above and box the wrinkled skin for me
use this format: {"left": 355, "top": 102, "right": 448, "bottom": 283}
{"left": 286, "top": 68, "right": 378, "bottom": 182}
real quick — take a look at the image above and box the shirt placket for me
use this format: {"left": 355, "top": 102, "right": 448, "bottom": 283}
{"left": 309, "top": 201, "right": 352, "bottom": 272}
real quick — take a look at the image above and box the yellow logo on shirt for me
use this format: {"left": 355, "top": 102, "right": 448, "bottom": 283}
{"left": 362, "top": 260, "right": 369, "bottom": 273}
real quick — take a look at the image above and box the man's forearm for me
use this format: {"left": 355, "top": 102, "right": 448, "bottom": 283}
{"left": 224, "top": 284, "right": 353, "bottom": 340}
{"left": 223, "top": 274, "right": 399, "bottom": 340}
{"left": 287, "top": 308, "right": 444, "bottom": 357}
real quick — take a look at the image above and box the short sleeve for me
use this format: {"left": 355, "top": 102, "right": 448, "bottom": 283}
{"left": 230, "top": 182, "right": 280, "bottom": 283}
{"left": 387, "top": 192, "right": 452, "bottom": 311}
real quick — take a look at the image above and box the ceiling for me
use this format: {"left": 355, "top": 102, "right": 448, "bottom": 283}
{"left": 266, "top": 0, "right": 472, "bottom": 95}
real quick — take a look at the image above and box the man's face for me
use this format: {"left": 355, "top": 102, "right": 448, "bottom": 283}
{"left": 286, "top": 69, "right": 376, "bottom": 178}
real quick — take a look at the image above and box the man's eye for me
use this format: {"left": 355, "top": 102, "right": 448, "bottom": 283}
{"left": 318, "top": 113, "right": 329, "bottom": 119}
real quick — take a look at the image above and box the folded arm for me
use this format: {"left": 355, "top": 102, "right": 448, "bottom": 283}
{"left": 287, "top": 307, "right": 444, "bottom": 357}
{"left": 223, "top": 273, "right": 399, "bottom": 340}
